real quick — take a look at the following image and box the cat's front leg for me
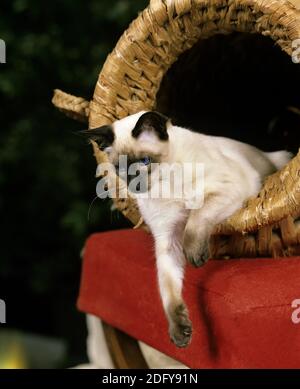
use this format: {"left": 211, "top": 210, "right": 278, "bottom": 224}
{"left": 183, "top": 193, "right": 244, "bottom": 267}
{"left": 137, "top": 199, "right": 191, "bottom": 347}
{"left": 183, "top": 210, "right": 210, "bottom": 267}
{"left": 155, "top": 234, "right": 192, "bottom": 348}
{"left": 184, "top": 234, "right": 210, "bottom": 268}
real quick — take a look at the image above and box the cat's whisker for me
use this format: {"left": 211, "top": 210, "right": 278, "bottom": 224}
{"left": 87, "top": 195, "right": 100, "bottom": 221}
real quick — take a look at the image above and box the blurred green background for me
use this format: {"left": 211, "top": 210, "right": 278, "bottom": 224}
{"left": 0, "top": 0, "right": 148, "bottom": 367}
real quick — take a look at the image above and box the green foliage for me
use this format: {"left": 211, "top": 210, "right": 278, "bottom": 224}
{"left": 0, "top": 0, "right": 148, "bottom": 357}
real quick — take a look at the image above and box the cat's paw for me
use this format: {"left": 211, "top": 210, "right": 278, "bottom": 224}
{"left": 184, "top": 240, "right": 210, "bottom": 268}
{"left": 169, "top": 303, "right": 192, "bottom": 348}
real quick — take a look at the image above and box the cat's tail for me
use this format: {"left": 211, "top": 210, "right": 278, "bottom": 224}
{"left": 265, "top": 150, "right": 293, "bottom": 170}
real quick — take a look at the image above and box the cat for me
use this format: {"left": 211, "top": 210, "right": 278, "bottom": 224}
{"left": 82, "top": 111, "right": 292, "bottom": 348}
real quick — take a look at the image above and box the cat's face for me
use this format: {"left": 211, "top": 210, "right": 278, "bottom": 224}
{"left": 82, "top": 111, "right": 171, "bottom": 168}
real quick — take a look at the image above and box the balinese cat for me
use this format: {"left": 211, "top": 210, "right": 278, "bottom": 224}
{"left": 83, "top": 111, "right": 291, "bottom": 348}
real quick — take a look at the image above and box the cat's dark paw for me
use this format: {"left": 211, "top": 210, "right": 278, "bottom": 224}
{"left": 184, "top": 241, "right": 210, "bottom": 268}
{"left": 169, "top": 303, "right": 192, "bottom": 348}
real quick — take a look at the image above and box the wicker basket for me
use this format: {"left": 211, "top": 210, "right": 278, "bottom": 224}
{"left": 53, "top": 0, "right": 300, "bottom": 258}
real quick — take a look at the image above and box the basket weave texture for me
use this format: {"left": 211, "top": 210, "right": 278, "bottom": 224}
{"left": 52, "top": 0, "right": 300, "bottom": 258}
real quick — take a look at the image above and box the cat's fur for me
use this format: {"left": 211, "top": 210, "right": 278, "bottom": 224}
{"left": 83, "top": 111, "right": 291, "bottom": 348}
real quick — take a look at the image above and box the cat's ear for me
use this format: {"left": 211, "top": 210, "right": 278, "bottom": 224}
{"left": 80, "top": 125, "right": 115, "bottom": 149}
{"left": 132, "top": 111, "right": 169, "bottom": 142}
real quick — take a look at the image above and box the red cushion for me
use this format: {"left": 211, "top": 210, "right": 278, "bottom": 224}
{"left": 77, "top": 229, "right": 300, "bottom": 368}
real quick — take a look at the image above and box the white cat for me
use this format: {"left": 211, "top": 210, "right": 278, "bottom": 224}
{"left": 83, "top": 111, "right": 291, "bottom": 348}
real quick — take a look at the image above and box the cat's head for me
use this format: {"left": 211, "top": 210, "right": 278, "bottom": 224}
{"left": 81, "top": 111, "right": 171, "bottom": 166}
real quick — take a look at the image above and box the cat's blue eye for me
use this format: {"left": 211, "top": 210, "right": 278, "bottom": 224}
{"left": 140, "top": 156, "right": 151, "bottom": 165}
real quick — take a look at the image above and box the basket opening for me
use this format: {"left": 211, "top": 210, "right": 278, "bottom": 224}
{"left": 156, "top": 32, "right": 300, "bottom": 154}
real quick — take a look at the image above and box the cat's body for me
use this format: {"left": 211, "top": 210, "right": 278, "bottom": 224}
{"left": 84, "top": 111, "right": 291, "bottom": 347}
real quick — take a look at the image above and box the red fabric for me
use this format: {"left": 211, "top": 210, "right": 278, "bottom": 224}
{"left": 77, "top": 229, "right": 300, "bottom": 368}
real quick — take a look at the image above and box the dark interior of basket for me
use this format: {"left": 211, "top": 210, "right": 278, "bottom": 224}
{"left": 156, "top": 32, "right": 300, "bottom": 155}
